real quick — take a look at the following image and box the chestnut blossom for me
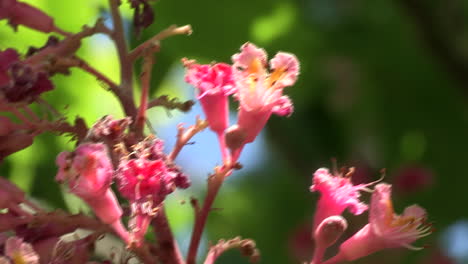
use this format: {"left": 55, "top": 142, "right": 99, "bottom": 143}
{"left": 227, "top": 43, "right": 299, "bottom": 161}
{"left": 184, "top": 61, "right": 235, "bottom": 134}
{"left": 184, "top": 60, "right": 236, "bottom": 161}
{"left": 310, "top": 168, "right": 370, "bottom": 229}
{"left": 336, "top": 183, "right": 432, "bottom": 261}
{"left": 116, "top": 137, "right": 189, "bottom": 246}
{"left": 2, "top": 236, "right": 39, "bottom": 264}
{"left": 117, "top": 158, "right": 172, "bottom": 245}
{"left": 55, "top": 143, "right": 129, "bottom": 243}
{"left": 0, "top": 49, "right": 53, "bottom": 103}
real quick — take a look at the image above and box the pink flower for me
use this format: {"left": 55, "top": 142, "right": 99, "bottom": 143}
{"left": 56, "top": 143, "right": 113, "bottom": 200}
{"left": 55, "top": 143, "right": 129, "bottom": 243}
{"left": 310, "top": 168, "right": 370, "bottom": 229}
{"left": 116, "top": 137, "right": 189, "bottom": 246}
{"left": 117, "top": 158, "right": 179, "bottom": 245}
{"left": 117, "top": 158, "right": 175, "bottom": 203}
{"left": 184, "top": 60, "right": 236, "bottom": 161}
{"left": 0, "top": 49, "right": 53, "bottom": 103}
{"left": 3, "top": 236, "right": 39, "bottom": 264}
{"left": 184, "top": 60, "right": 235, "bottom": 134}
{"left": 336, "top": 183, "right": 432, "bottom": 261}
{"left": 0, "top": 0, "right": 56, "bottom": 33}
{"left": 227, "top": 43, "right": 299, "bottom": 162}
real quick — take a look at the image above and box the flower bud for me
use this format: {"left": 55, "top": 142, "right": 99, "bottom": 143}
{"left": 225, "top": 125, "right": 247, "bottom": 151}
{"left": 314, "top": 215, "right": 347, "bottom": 248}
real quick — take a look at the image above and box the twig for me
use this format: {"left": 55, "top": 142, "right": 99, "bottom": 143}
{"left": 74, "top": 57, "right": 120, "bottom": 92}
{"left": 135, "top": 51, "right": 155, "bottom": 138}
{"left": 108, "top": 0, "right": 137, "bottom": 118}
{"left": 128, "top": 25, "right": 193, "bottom": 61}
{"left": 168, "top": 117, "right": 208, "bottom": 162}
{"left": 186, "top": 165, "right": 233, "bottom": 264}
{"left": 204, "top": 237, "right": 260, "bottom": 264}
{"left": 147, "top": 95, "right": 194, "bottom": 112}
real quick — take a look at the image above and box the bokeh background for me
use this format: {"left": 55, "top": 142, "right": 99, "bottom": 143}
{"left": 1, "top": 0, "right": 468, "bottom": 263}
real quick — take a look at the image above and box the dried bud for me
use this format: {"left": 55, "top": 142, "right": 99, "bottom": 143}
{"left": 314, "top": 215, "right": 347, "bottom": 248}
{"left": 0, "top": 49, "right": 54, "bottom": 103}
{"left": 129, "top": 0, "right": 155, "bottom": 37}
{"left": 86, "top": 115, "right": 132, "bottom": 142}
{"left": 26, "top": 36, "right": 60, "bottom": 57}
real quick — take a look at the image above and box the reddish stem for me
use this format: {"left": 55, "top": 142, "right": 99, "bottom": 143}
{"left": 186, "top": 166, "right": 230, "bottom": 264}
{"left": 310, "top": 246, "right": 326, "bottom": 264}
{"left": 135, "top": 53, "right": 154, "bottom": 137}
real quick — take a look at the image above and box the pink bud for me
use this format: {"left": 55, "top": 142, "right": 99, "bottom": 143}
{"left": 55, "top": 143, "right": 129, "bottom": 243}
{"left": 314, "top": 215, "right": 347, "bottom": 248}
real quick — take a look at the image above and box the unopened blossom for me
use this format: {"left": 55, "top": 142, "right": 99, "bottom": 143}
{"left": 3, "top": 236, "right": 39, "bottom": 264}
{"left": 0, "top": 0, "right": 57, "bottom": 33}
{"left": 312, "top": 216, "right": 348, "bottom": 264}
{"left": 0, "top": 49, "right": 53, "bottom": 103}
{"left": 55, "top": 143, "right": 129, "bottom": 243}
{"left": 335, "top": 183, "right": 432, "bottom": 261}
{"left": 227, "top": 43, "right": 299, "bottom": 161}
{"left": 310, "top": 168, "right": 370, "bottom": 230}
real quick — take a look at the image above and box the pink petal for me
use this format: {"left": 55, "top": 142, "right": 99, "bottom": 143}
{"left": 232, "top": 42, "right": 267, "bottom": 70}
{"left": 269, "top": 52, "right": 300, "bottom": 88}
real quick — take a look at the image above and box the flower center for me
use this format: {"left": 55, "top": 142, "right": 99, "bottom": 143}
{"left": 12, "top": 251, "right": 26, "bottom": 264}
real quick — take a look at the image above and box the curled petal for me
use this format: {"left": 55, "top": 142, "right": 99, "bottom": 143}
{"left": 272, "top": 96, "right": 294, "bottom": 117}
{"left": 269, "top": 52, "right": 300, "bottom": 88}
{"left": 232, "top": 42, "right": 267, "bottom": 72}
{"left": 185, "top": 62, "right": 235, "bottom": 97}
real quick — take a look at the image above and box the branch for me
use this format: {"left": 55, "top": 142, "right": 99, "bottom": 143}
{"left": 147, "top": 95, "right": 195, "bottom": 112}
{"left": 108, "top": 0, "right": 137, "bottom": 118}
{"left": 168, "top": 117, "right": 208, "bottom": 162}
{"left": 128, "top": 25, "right": 193, "bottom": 61}
{"left": 186, "top": 164, "right": 233, "bottom": 264}
{"left": 135, "top": 51, "right": 155, "bottom": 138}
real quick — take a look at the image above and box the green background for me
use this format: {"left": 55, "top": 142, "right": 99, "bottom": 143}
{"left": 1, "top": 0, "right": 468, "bottom": 263}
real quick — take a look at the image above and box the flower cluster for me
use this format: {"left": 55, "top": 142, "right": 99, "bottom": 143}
{"left": 0, "top": 1, "right": 434, "bottom": 263}
{"left": 309, "top": 167, "right": 432, "bottom": 264}
{"left": 116, "top": 136, "right": 189, "bottom": 245}
{"left": 184, "top": 42, "right": 299, "bottom": 164}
